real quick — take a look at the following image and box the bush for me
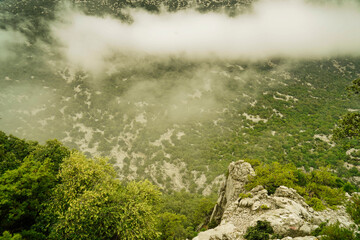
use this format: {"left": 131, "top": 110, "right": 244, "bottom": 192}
{"left": 347, "top": 194, "right": 360, "bottom": 224}
{"left": 244, "top": 221, "right": 274, "bottom": 240}
{"left": 260, "top": 205, "right": 270, "bottom": 210}
{"left": 316, "top": 222, "right": 356, "bottom": 240}
{"left": 239, "top": 193, "right": 253, "bottom": 199}
{"left": 245, "top": 162, "right": 346, "bottom": 210}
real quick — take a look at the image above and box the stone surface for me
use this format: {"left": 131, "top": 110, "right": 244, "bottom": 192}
{"left": 208, "top": 160, "right": 255, "bottom": 225}
{"left": 195, "top": 160, "right": 356, "bottom": 240}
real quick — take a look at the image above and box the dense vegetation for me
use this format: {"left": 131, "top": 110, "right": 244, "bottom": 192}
{"left": 1, "top": 0, "right": 360, "bottom": 194}
{"left": 0, "top": 131, "right": 215, "bottom": 239}
{"left": 1, "top": 0, "right": 360, "bottom": 239}
{"left": 311, "top": 222, "right": 360, "bottom": 240}
{"left": 244, "top": 161, "right": 357, "bottom": 210}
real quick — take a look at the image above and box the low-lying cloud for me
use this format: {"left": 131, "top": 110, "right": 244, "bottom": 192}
{"left": 50, "top": 0, "right": 360, "bottom": 73}
{"left": 0, "top": 29, "right": 25, "bottom": 61}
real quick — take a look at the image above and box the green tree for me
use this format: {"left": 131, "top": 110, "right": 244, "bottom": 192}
{"left": 157, "top": 212, "right": 188, "bottom": 240}
{"left": 334, "top": 78, "right": 360, "bottom": 140}
{"left": 44, "top": 152, "right": 161, "bottom": 240}
{"left": 0, "top": 156, "right": 56, "bottom": 235}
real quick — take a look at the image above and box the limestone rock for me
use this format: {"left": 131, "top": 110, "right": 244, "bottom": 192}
{"left": 209, "top": 160, "right": 255, "bottom": 224}
{"left": 196, "top": 160, "right": 356, "bottom": 240}
{"left": 193, "top": 223, "right": 241, "bottom": 240}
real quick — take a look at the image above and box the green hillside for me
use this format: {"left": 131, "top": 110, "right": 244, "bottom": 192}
{"left": 1, "top": 0, "right": 360, "bottom": 194}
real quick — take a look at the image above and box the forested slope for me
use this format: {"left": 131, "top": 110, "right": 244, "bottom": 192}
{"left": 1, "top": 0, "right": 360, "bottom": 194}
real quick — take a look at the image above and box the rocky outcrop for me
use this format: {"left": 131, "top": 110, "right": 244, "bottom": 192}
{"left": 208, "top": 160, "right": 255, "bottom": 225}
{"left": 195, "top": 160, "right": 355, "bottom": 240}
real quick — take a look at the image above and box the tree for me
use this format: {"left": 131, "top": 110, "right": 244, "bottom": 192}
{"left": 44, "top": 152, "right": 161, "bottom": 240}
{"left": 333, "top": 78, "right": 360, "bottom": 140}
{"left": 0, "top": 156, "right": 57, "bottom": 235}
{"left": 157, "top": 212, "right": 188, "bottom": 240}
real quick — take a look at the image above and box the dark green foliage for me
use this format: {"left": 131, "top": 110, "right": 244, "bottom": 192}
{"left": 244, "top": 221, "right": 274, "bottom": 240}
{"left": 311, "top": 221, "right": 327, "bottom": 236}
{"left": 347, "top": 194, "right": 360, "bottom": 224}
{"left": 0, "top": 132, "right": 70, "bottom": 236}
{"left": 0, "top": 133, "right": 163, "bottom": 240}
{"left": 347, "top": 78, "right": 360, "bottom": 95}
{"left": 157, "top": 212, "right": 190, "bottom": 240}
{"left": 29, "top": 139, "right": 70, "bottom": 172}
{"left": 333, "top": 113, "right": 360, "bottom": 140}
{"left": 159, "top": 190, "right": 217, "bottom": 239}
{"left": 313, "top": 222, "right": 356, "bottom": 240}
{"left": 0, "top": 156, "right": 56, "bottom": 234}
{"left": 0, "top": 131, "right": 38, "bottom": 174}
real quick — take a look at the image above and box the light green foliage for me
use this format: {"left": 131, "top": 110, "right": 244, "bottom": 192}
{"left": 245, "top": 162, "right": 346, "bottom": 210}
{"left": 306, "top": 198, "right": 326, "bottom": 211}
{"left": 45, "top": 152, "right": 161, "bottom": 240}
{"left": 48, "top": 152, "right": 117, "bottom": 211}
{"left": 0, "top": 231, "right": 22, "bottom": 240}
{"left": 260, "top": 205, "right": 270, "bottom": 210}
{"left": 244, "top": 159, "right": 262, "bottom": 168}
{"left": 246, "top": 162, "right": 298, "bottom": 194}
{"left": 239, "top": 193, "right": 253, "bottom": 199}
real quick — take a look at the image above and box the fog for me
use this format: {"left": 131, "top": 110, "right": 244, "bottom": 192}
{"left": 49, "top": 0, "right": 360, "bottom": 73}
{"left": 0, "top": 29, "right": 25, "bottom": 61}
{"left": 1, "top": 0, "right": 360, "bottom": 188}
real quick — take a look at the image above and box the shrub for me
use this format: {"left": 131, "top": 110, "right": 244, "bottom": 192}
{"left": 316, "top": 222, "right": 355, "bottom": 240}
{"left": 260, "top": 205, "right": 270, "bottom": 210}
{"left": 244, "top": 221, "right": 274, "bottom": 240}
{"left": 347, "top": 194, "right": 360, "bottom": 224}
{"left": 245, "top": 162, "right": 346, "bottom": 210}
{"left": 239, "top": 193, "right": 253, "bottom": 199}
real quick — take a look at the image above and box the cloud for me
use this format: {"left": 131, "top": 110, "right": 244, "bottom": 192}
{"left": 50, "top": 0, "right": 360, "bottom": 73}
{"left": 0, "top": 29, "right": 26, "bottom": 61}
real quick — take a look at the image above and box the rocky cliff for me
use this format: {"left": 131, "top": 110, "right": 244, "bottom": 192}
{"left": 195, "top": 160, "right": 355, "bottom": 240}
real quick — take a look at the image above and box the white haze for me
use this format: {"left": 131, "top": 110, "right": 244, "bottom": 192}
{"left": 0, "top": 30, "right": 25, "bottom": 61}
{"left": 51, "top": 0, "right": 360, "bottom": 73}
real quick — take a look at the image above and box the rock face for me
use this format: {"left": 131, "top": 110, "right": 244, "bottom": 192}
{"left": 195, "top": 160, "right": 355, "bottom": 240}
{"left": 208, "top": 160, "right": 255, "bottom": 225}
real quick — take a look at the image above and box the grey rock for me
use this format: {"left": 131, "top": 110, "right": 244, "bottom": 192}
{"left": 208, "top": 160, "right": 255, "bottom": 225}
{"left": 196, "top": 160, "right": 356, "bottom": 240}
